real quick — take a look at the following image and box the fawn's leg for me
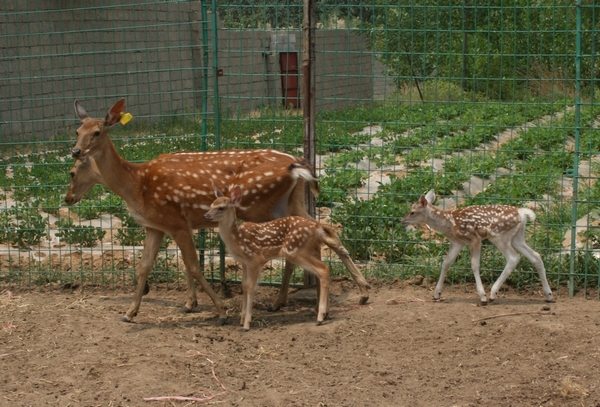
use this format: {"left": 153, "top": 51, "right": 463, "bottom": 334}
{"left": 468, "top": 240, "right": 488, "bottom": 304}
{"left": 512, "top": 231, "right": 554, "bottom": 302}
{"left": 292, "top": 255, "right": 330, "bottom": 324}
{"left": 242, "top": 265, "right": 262, "bottom": 331}
{"left": 240, "top": 266, "right": 248, "bottom": 326}
{"left": 172, "top": 229, "right": 227, "bottom": 324}
{"left": 435, "top": 242, "right": 464, "bottom": 301}
{"left": 327, "top": 240, "right": 370, "bottom": 304}
{"left": 124, "top": 227, "right": 164, "bottom": 322}
{"left": 271, "top": 260, "right": 295, "bottom": 311}
{"left": 488, "top": 237, "right": 521, "bottom": 302}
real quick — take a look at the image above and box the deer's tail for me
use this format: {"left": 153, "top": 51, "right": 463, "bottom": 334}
{"left": 518, "top": 208, "right": 536, "bottom": 224}
{"left": 290, "top": 160, "right": 319, "bottom": 199}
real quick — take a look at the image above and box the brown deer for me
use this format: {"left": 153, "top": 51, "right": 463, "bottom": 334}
{"left": 69, "top": 98, "right": 319, "bottom": 323}
{"left": 402, "top": 190, "right": 554, "bottom": 304}
{"left": 205, "top": 182, "right": 370, "bottom": 330}
{"left": 65, "top": 157, "right": 103, "bottom": 205}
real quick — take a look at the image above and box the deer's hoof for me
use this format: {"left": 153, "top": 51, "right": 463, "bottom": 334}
{"left": 359, "top": 295, "right": 369, "bottom": 305}
{"left": 479, "top": 300, "right": 488, "bottom": 306}
{"left": 267, "top": 303, "right": 283, "bottom": 312}
{"left": 121, "top": 315, "right": 135, "bottom": 323}
{"left": 216, "top": 316, "right": 228, "bottom": 326}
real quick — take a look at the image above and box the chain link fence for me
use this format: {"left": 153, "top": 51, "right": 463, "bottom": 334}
{"left": 1, "top": 1, "right": 598, "bottom": 297}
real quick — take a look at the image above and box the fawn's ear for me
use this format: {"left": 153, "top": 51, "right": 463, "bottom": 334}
{"left": 418, "top": 195, "right": 428, "bottom": 207}
{"left": 229, "top": 185, "right": 243, "bottom": 206}
{"left": 212, "top": 182, "right": 224, "bottom": 198}
{"left": 74, "top": 100, "right": 88, "bottom": 121}
{"left": 104, "top": 98, "right": 126, "bottom": 127}
{"left": 424, "top": 189, "right": 436, "bottom": 204}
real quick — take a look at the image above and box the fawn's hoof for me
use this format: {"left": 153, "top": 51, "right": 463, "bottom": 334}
{"left": 267, "top": 303, "right": 284, "bottom": 312}
{"left": 359, "top": 296, "right": 369, "bottom": 305}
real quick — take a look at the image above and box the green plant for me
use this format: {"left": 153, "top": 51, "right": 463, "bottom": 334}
{"left": 56, "top": 218, "right": 105, "bottom": 247}
{"left": 115, "top": 213, "right": 145, "bottom": 246}
{"left": 0, "top": 205, "right": 47, "bottom": 247}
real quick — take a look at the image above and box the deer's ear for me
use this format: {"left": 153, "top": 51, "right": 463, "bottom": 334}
{"left": 230, "top": 185, "right": 243, "bottom": 206}
{"left": 104, "top": 98, "right": 126, "bottom": 127}
{"left": 213, "top": 184, "right": 224, "bottom": 198}
{"left": 74, "top": 100, "right": 88, "bottom": 121}
{"left": 424, "top": 190, "right": 436, "bottom": 204}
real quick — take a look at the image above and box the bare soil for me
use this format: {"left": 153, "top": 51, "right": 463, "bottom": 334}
{"left": 1, "top": 281, "right": 599, "bottom": 407}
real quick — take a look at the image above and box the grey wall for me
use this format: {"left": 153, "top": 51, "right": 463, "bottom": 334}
{"left": 1, "top": 1, "right": 385, "bottom": 141}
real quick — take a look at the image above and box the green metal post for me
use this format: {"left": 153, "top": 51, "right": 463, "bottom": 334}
{"left": 210, "top": 0, "right": 228, "bottom": 296}
{"left": 568, "top": 0, "right": 583, "bottom": 297}
{"left": 197, "top": 0, "right": 210, "bottom": 274}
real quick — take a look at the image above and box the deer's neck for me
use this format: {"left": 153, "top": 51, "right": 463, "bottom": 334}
{"left": 217, "top": 210, "right": 247, "bottom": 259}
{"left": 424, "top": 207, "right": 457, "bottom": 236}
{"left": 92, "top": 138, "right": 142, "bottom": 206}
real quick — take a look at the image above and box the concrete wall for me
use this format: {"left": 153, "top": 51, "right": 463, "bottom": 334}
{"left": 1, "top": 2, "right": 386, "bottom": 141}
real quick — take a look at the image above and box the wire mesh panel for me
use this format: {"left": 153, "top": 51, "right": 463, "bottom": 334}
{"left": 1, "top": 1, "right": 598, "bottom": 297}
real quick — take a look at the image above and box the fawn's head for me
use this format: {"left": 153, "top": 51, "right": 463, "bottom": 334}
{"left": 205, "top": 185, "right": 244, "bottom": 222}
{"left": 64, "top": 157, "right": 103, "bottom": 205}
{"left": 72, "top": 99, "right": 126, "bottom": 159}
{"left": 402, "top": 190, "right": 436, "bottom": 225}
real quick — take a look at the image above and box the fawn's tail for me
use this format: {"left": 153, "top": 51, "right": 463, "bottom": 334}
{"left": 518, "top": 208, "right": 536, "bottom": 224}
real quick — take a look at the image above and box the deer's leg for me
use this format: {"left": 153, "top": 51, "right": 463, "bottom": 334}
{"left": 172, "top": 229, "right": 227, "bottom": 324}
{"left": 328, "top": 241, "right": 370, "bottom": 305}
{"left": 488, "top": 237, "right": 521, "bottom": 302}
{"left": 270, "top": 260, "right": 295, "bottom": 312}
{"left": 511, "top": 232, "right": 554, "bottom": 302}
{"left": 468, "top": 241, "right": 488, "bottom": 305}
{"left": 292, "top": 255, "right": 330, "bottom": 325}
{"left": 242, "top": 265, "right": 262, "bottom": 331}
{"left": 435, "top": 242, "right": 463, "bottom": 301}
{"left": 123, "top": 227, "right": 164, "bottom": 322}
{"left": 240, "top": 265, "right": 249, "bottom": 326}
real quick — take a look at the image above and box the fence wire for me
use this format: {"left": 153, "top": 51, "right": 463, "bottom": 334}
{"left": 0, "top": 1, "right": 598, "bottom": 297}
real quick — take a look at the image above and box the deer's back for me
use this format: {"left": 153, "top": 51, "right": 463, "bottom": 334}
{"left": 451, "top": 205, "right": 521, "bottom": 240}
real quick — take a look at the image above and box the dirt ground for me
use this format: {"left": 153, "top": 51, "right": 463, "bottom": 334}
{"left": 1, "top": 280, "right": 599, "bottom": 407}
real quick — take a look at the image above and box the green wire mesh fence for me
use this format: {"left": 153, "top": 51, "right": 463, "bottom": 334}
{"left": 1, "top": 1, "right": 598, "bottom": 297}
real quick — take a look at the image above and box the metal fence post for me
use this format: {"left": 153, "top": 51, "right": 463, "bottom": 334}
{"left": 303, "top": 0, "right": 317, "bottom": 287}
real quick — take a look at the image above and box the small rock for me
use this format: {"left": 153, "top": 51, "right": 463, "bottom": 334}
{"left": 385, "top": 299, "right": 399, "bottom": 306}
{"left": 542, "top": 305, "right": 551, "bottom": 311}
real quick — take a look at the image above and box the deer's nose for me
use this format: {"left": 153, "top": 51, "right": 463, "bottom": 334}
{"left": 71, "top": 148, "right": 81, "bottom": 158}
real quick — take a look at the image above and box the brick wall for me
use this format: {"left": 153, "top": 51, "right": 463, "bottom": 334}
{"left": 1, "top": 2, "right": 384, "bottom": 141}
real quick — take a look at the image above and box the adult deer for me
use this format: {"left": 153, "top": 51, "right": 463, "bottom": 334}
{"left": 402, "top": 190, "right": 554, "bottom": 305}
{"left": 69, "top": 98, "right": 318, "bottom": 323}
{"left": 206, "top": 183, "right": 370, "bottom": 330}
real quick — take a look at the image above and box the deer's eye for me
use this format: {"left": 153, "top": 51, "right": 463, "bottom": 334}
{"left": 70, "top": 171, "right": 75, "bottom": 178}
{"left": 93, "top": 131, "right": 100, "bottom": 137}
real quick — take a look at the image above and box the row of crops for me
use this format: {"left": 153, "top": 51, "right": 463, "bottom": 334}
{"left": 0, "top": 92, "right": 599, "bottom": 291}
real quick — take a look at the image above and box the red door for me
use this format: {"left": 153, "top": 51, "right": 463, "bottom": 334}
{"left": 279, "top": 52, "right": 300, "bottom": 109}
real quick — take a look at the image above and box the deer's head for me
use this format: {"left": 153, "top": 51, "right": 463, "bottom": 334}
{"left": 402, "top": 190, "right": 436, "bottom": 225}
{"left": 205, "top": 185, "right": 243, "bottom": 222}
{"left": 64, "top": 157, "right": 103, "bottom": 205}
{"left": 72, "top": 99, "right": 125, "bottom": 159}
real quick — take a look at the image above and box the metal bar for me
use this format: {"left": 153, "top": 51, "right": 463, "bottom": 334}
{"left": 568, "top": 0, "right": 583, "bottom": 297}
{"left": 302, "top": 0, "right": 317, "bottom": 287}
{"left": 210, "top": 0, "right": 229, "bottom": 296}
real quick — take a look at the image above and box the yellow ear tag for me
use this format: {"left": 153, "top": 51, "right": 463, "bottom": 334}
{"left": 119, "top": 112, "right": 133, "bottom": 126}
